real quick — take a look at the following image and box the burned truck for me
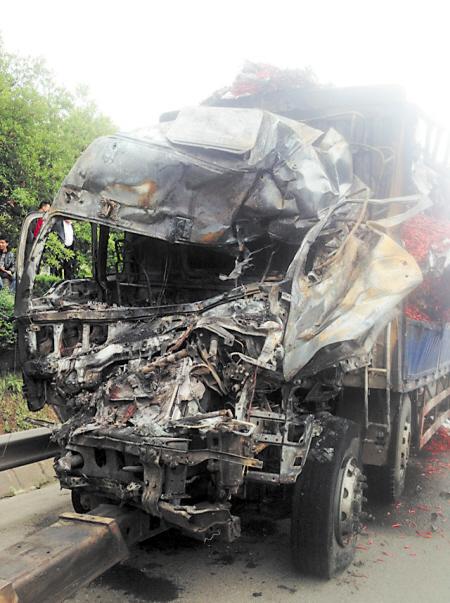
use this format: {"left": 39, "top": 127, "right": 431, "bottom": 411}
{"left": 15, "top": 85, "right": 450, "bottom": 578}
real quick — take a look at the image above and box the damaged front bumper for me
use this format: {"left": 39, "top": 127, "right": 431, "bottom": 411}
{"left": 56, "top": 428, "right": 253, "bottom": 542}
{"left": 19, "top": 285, "right": 315, "bottom": 542}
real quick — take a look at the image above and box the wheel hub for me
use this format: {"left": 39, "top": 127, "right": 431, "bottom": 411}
{"left": 336, "top": 457, "right": 364, "bottom": 546}
{"left": 399, "top": 418, "right": 412, "bottom": 478}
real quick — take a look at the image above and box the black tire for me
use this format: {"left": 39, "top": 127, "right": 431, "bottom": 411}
{"left": 368, "top": 396, "right": 412, "bottom": 502}
{"left": 71, "top": 489, "right": 101, "bottom": 513}
{"left": 388, "top": 395, "right": 412, "bottom": 500}
{"left": 291, "top": 416, "right": 364, "bottom": 578}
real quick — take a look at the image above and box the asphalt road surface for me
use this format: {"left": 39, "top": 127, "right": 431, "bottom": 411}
{"left": 1, "top": 446, "right": 449, "bottom": 603}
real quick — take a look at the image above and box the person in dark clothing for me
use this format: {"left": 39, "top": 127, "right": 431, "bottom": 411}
{"left": 0, "top": 236, "right": 15, "bottom": 291}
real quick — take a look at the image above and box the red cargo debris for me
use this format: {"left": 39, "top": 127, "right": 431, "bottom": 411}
{"left": 402, "top": 214, "right": 450, "bottom": 263}
{"left": 424, "top": 427, "right": 450, "bottom": 453}
{"left": 416, "top": 530, "right": 433, "bottom": 538}
{"left": 404, "top": 305, "right": 432, "bottom": 321}
{"left": 415, "top": 504, "right": 431, "bottom": 512}
{"left": 210, "top": 61, "right": 319, "bottom": 100}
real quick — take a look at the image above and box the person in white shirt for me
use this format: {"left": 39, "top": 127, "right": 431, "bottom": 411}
{"left": 62, "top": 219, "right": 74, "bottom": 248}
{"left": 54, "top": 218, "right": 75, "bottom": 279}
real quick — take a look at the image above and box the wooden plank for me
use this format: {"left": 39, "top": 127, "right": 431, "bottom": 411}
{"left": 420, "top": 409, "right": 450, "bottom": 448}
{"left": 422, "top": 385, "right": 450, "bottom": 418}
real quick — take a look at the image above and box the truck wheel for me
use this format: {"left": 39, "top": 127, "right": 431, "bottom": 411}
{"left": 366, "top": 395, "right": 412, "bottom": 503}
{"left": 290, "top": 417, "right": 364, "bottom": 578}
{"left": 71, "top": 490, "right": 101, "bottom": 513}
{"left": 386, "top": 395, "right": 412, "bottom": 501}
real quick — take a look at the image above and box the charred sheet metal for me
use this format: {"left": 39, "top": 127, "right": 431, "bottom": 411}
{"left": 52, "top": 107, "right": 357, "bottom": 248}
{"left": 284, "top": 232, "right": 422, "bottom": 379}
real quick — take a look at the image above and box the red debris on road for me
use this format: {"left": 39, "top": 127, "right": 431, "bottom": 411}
{"left": 416, "top": 530, "right": 433, "bottom": 538}
{"left": 424, "top": 427, "right": 450, "bottom": 454}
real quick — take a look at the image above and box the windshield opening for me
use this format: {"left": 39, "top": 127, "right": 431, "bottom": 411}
{"left": 32, "top": 217, "right": 94, "bottom": 297}
{"left": 23, "top": 216, "right": 298, "bottom": 310}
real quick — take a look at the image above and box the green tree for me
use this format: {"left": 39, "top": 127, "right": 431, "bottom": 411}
{"left": 0, "top": 37, "right": 115, "bottom": 249}
{"left": 0, "top": 288, "right": 15, "bottom": 348}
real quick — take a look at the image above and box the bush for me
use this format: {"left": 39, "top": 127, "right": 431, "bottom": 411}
{"left": 0, "top": 288, "right": 15, "bottom": 349}
{"left": 0, "top": 372, "right": 56, "bottom": 433}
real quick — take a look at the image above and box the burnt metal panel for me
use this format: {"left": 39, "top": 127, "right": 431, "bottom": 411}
{"left": 50, "top": 107, "right": 354, "bottom": 249}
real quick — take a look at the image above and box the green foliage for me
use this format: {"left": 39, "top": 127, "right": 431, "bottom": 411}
{"left": 41, "top": 231, "right": 75, "bottom": 271}
{"left": 0, "top": 37, "right": 115, "bottom": 345}
{"left": 0, "top": 288, "right": 15, "bottom": 348}
{"left": 107, "top": 229, "right": 125, "bottom": 274}
{"left": 34, "top": 273, "right": 60, "bottom": 297}
{"left": 73, "top": 221, "right": 93, "bottom": 277}
{"left": 39, "top": 223, "right": 93, "bottom": 281}
{"left": 0, "top": 372, "right": 56, "bottom": 433}
{"left": 0, "top": 37, "right": 115, "bottom": 254}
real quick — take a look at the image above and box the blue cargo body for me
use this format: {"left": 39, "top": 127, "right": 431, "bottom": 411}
{"left": 403, "top": 318, "right": 450, "bottom": 381}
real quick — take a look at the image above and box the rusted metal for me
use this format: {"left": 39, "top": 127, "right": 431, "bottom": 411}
{"left": 0, "top": 579, "right": 18, "bottom": 603}
{"left": 0, "top": 504, "right": 156, "bottom": 603}
{"left": 0, "top": 428, "right": 59, "bottom": 472}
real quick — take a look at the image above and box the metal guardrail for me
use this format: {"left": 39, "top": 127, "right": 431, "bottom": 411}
{"left": 0, "top": 428, "right": 59, "bottom": 471}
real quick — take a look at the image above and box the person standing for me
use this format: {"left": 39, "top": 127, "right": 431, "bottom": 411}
{"left": 0, "top": 236, "right": 15, "bottom": 291}
{"left": 54, "top": 218, "right": 75, "bottom": 279}
{"left": 32, "top": 201, "right": 51, "bottom": 238}
{"left": 25, "top": 201, "right": 51, "bottom": 258}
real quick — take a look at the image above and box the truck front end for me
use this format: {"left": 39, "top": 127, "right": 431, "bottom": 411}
{"left": 15, "top": 105, "right": 422, "bottom": 574}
